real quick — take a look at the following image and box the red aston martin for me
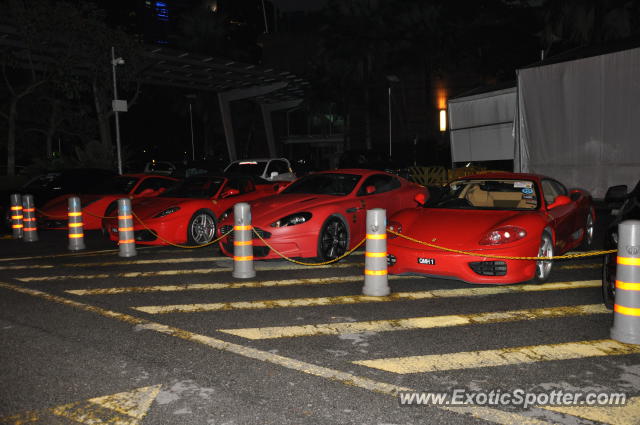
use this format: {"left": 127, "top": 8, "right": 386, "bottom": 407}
{"left": 103, "top": 175, "right": 278, "bottom": 246}
{"left": 38, "top": 173, "right": 179, "bottom": 230}
{"left": 218, "top": 169, "right": 427, "bottom": 260}
{"left": 387, "top": 172, "right": 595, "bottom": 284}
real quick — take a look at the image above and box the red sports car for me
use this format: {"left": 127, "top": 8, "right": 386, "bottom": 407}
{"left": 103, "top": 175, "right": 278, "bottom": 246}
{"left": 387, "top": 172, "right": 595, "bottom": 284}
{"left": 38, "top": 174, "right": 179, "bottom": 230}
{"left": 218, "top": 169, "right": 427, "bottom": 260}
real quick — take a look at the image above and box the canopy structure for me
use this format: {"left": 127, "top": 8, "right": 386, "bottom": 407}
{"left": 515, "top": 47, "right": 640, "bottom": 198}
{"left": 448, "top": 84, "right": 516, "bottom": 164}
{"left": 0, "top": 24, "right": 308, "bottom": 161}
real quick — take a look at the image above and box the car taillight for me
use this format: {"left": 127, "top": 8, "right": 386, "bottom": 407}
{"left": 479, "top": 226, "right": 527, "bottom": 245}
{"left": 388, "top": 221, "right": 403, "bottom": 238}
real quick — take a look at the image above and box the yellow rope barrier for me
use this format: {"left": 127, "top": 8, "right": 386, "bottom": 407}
{"left": 251, "top": 228, "right": 365, "bottom": 266}
{"left": 387, "top": 229, "right": 616, "bottom": 261}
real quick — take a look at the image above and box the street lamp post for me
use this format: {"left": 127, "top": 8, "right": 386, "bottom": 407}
{"left": 111, "top": 46, "right": 126, "bottom": 175}
{"left": 186, "top": 94, "right": 196, "bottom": 161}
{"left": 386, "top": 75, "right": 399, "bottom": 159}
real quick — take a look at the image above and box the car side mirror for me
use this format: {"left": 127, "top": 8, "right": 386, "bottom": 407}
{"left": 547, "top": 194, "right": 571, "bottom": 210}
{"left": 221, "top": 188, "right": 240, "bottom": 198}
{"left": 605, "top": 184, "right": 628, "bottom": 202}
{"left": 414, "top": 193, "right": 426, "bottom": 206}
{"left": 366, "top": 185, "right": 376, "bottom": 195}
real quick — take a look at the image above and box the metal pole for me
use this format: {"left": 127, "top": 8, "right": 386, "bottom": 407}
{"left": 363, "top": 208, "right": 390, "bottom": 296}
{"left": 261, "top": 0, "right": 269, "bottom": 33}
{"left": 111, "top": 46, "right": 123, "bottom": 175}
{"left": 189, "top": 103, "right": 195, "bottom": 161}
{"left": 611, "top": 220, "right": 640, "bottom": 344}
{"left": 388, "top": 86, "right": 392, "bottom": 158}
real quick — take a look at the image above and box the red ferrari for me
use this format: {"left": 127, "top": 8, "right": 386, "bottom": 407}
{"left": 387, "top": 172, "right": 595, "bottom": 284}
{"left": 218, "top": 169, "right": 427, "bottom": 260}
{"left": 38, "top": 174, "right": 179, "bottom": 230}
{"left": 103, "top": 175, "right": 278, "bottom": 246}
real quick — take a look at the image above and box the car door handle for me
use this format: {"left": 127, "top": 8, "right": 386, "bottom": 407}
{"left": 346, "top": 207, "right": 362, "bottom": 213}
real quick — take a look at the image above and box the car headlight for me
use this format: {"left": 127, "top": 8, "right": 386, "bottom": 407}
{"left": 479, "top": 226, "right": 527, "bottom": 245}
{"left": 270, "top": 212, "right": 312, "bottom": 228}
{"left": 153, "top": 206, "right": 180, "bottom": 218}
{"left": 219, "top": 208, "right": 233, "bottom": 222}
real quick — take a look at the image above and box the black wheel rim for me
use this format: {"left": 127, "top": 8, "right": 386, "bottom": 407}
{"left": 320, "top": 219, "right": 348, "bottom": 260}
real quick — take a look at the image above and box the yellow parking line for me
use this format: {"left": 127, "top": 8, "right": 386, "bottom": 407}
{"left": 16, "top": 262, "right": 364, "bottom": 282}
{"left": 133, "top": 280, "right": 599, "bottom": 314}
{"left": 558, "top": 263, "right": 601, "bottom": 270}
{"left": 0, "top": 246, "right": 163, "bottom": 263}
{"left": 64, "top": 252, "right": 365, "bottom": 268}
{"left": 219, "top": 304, "right": 609, "bottom": 339}
{"left": 0, "top": 264, "right": 55, "bottom": 271}
{"left": 354, "top": 339, "right": 640, "bottom": 374}
{"left": 0, "top": 280, "right": 549, "bottom": 425}
{"left": 65, "top": 275, "right": 413, "bottom": 296}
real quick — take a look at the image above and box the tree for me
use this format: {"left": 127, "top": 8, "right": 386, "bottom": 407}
{"left": 0, "top": 0, "right": 144, "bottom": 174}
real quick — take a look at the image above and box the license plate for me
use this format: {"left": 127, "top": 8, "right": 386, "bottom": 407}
{"left": 418, "top": 257, "right": 436, "bottom": 265}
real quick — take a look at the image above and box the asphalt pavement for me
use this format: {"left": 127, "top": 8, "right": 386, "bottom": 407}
{"left": 0, "top": 213, "right": 638, "bottom": 425}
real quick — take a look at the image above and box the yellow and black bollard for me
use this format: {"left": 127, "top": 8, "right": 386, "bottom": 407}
{"left": 117, "top": 198, "right": 137, "bottom": 257}
{"left": 22, "top": 194, "right": 38, "bottom": 242}
{"left": 362, "top": 208, "right": 390, "bottom": 296}
{"left": 67, "top": 196, "right": 86, "bottom": 251}
{"left": 611, "top": 220, "right": 640, "bottom": 344}
{"left": 232, "top": 202, "right": 255, "bottom": 279}
{"left": 10, "top": 193, "right": 23, "bottom": 239}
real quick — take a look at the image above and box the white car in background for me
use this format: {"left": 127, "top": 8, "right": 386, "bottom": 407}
{"left": 224, "top": 158, "right": 296, "bottom": 182}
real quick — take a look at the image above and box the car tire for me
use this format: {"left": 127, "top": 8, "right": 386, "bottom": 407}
{"left": 317, "top": 215, "right": 349, "bottom": 261}
{"left": 602, "top": 252, "right": 616, "bottom": 310}
{"left": 102, "top": 201, "right": 119, "bottom": 237}
{"left": 579, "top": 212, "right": 594, "bottom": 250}
{"left": 187, "top": 209, "right": 217, "bottom": 245}
{"left": 533, "top": 231, "right": 554, "bottom": 283}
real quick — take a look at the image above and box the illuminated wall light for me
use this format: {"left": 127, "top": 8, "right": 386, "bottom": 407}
{"left": 439, "top": 109, "right": 447, "bottom": 132}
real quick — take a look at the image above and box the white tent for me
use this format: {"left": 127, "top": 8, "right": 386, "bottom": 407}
{"left": 448, "top": 86, "right": 516, "bottom": 164}
{"left": 515, "top": 47, "right": 640, "bottom": 198}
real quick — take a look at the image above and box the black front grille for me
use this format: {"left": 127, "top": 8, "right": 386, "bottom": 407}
{"left": 222, "top": 241, "right": 271, "bottom": 257}
{"left": 468, "top": 261, "right": 507, "bottom": 276}
{"left": 219, "top": 225, "right": 271, "bottom": 241}
{"left": 387, "top": 254, "right": 397, "bottom": 266}
{"left": 134, "top": 230, "right": 157, "bottom": 242}
{"left": 40, "top": 219, "right": 67, "bottom": 228}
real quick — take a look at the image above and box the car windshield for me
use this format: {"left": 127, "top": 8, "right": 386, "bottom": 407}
{"left": 427, "top": 179, "right": 539, "bottom": 210}
{"left": 161, "top": 177, "right": 224, "bottom": 198}
{"left": 282, "top": 173, "right": 361, "bottom": 196}
{"left": 225, "top": 161, "right": 267, "bottom": 176}
{"left": 111, "top": 176, "right": 139, "bottom": 193}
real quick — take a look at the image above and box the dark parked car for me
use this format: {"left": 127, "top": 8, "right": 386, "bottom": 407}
{"left": 602, "top": 180, "right": 640, "bottom": 309}
{"left": 2, "top": 168, "right": 118, "bottom": 231}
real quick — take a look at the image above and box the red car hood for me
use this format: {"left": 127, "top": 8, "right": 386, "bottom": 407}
{"left": 42, "top": 194, "right": 106, "bottom": 213}
{"left": 394, "top": 208, "right": 535, "bottom": 249}
{"left": 250, "top": 193, "right": 344, "bottom": 223}
{"left": 131, "top": 197, "right": 199, "bottom": 219}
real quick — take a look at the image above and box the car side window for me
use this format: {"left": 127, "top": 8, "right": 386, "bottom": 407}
{"left": 225, "top": 177, "right": 254, "bottom": 194}
{"left": 134, "top": 178, "right": 175, "bottom": 194}
{"left": 357, "top": 175, "right": 400, "bottom": 196}
{"left": 267, "top": 160, "right": 289, "bottom": 175}
{"left": 541, "top": 179, "right": 567, "bottom": 205}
